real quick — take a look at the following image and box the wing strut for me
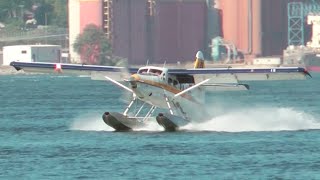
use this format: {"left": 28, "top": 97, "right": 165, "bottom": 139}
{"left": 165, "top": 96, "right": 174, "bottom": 115}
{"left": 143, "top": 106, "right": 156, "bottom": 121}
{"left": 123, "top": 96, "right": 136, "bottom": 116}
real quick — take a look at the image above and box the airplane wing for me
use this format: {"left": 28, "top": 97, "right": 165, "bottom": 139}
{"left": 167, "top": 67, "right": 311, "bottom": 82}
{"left": 10, "top": 61, "right": 311, "bottom": 83}
{"left": 10, "top": 61, "right": 139, "bottom": 81}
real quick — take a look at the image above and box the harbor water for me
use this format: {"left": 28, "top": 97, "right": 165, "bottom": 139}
{"left": 1, "top": 73, "right": 320, "bottom": 179}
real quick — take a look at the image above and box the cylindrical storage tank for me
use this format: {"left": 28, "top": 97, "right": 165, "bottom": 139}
{"left": 207, "top": 0, "right": 222, "bottom": 60}
{"left": 251, "top": 0, "right": 262, "bottom": 56}
{"left": 216, "top": 0, "right": 240, "bottom": 49}
{"left": 207, "top": 0, "right": 221, "bottom": 38}
{"left": 238, "top": 0, "right": 250, "bottom": 55}
{"left": 216, "top": 0, "right": 252, "bottom": 55}
{"left": 79, "top": 0, "right": 102, "bottom": 32}
{"left": 260, "top": 0, "right": 288, "bottom": 56}
{"left": 217, "top": 0, "right": 289, "bottom": 58}
{"left": 112, "top": 0, "right": 148, "bottom": 65}
{"left": 153, "top": 0, "right": 207, "bottom": 64}
{"left": 69, "top": 0, "right": 103, "bottom": 63}
{"left": 69, "top": 0, "right": 81, "bottom": 63}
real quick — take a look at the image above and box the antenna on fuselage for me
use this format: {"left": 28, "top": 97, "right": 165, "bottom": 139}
{"left": 146, "top": 59, "right": 149, "bottom": 66}
{"left": 163, "top": 60, "right": 166, "bottom": 68}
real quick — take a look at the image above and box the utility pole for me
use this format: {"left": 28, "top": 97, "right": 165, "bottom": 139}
{"left": 18, "top": 5, "right": 24, "bottom": 23}
{"left": 45, "top": 12, "right": 48, "bottom": 44}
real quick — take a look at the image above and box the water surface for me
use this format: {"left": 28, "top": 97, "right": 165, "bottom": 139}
{"left": 1, "top": 74, "right": 320, "bottom": 179}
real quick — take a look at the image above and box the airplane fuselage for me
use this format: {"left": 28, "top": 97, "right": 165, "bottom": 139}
{"left": 128, "top": 66, "right": 208, "bottom": 121}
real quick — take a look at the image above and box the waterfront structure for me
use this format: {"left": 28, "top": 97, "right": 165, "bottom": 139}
{"left": 68, "top": 0, "right": 320, "bottom": 65}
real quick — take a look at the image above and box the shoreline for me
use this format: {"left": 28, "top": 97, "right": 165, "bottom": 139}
{"left": 0, "top": 65, "right": 26, "bottom": 75}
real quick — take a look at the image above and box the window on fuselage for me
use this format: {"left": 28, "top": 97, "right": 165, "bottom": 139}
{"left": 180, "top": 83, "right": 193, "bottom": 90}
{"left": 173, "top": 80, "right": 179, "bottom": 88}
{"left": 173, "top": 80, "right": 178, "bottom": 85}
{"left": 149, "top": 69, "right": 162, "bottom": 76}
{"left": 138, "top": 69, "right": 148, "bottom": 74}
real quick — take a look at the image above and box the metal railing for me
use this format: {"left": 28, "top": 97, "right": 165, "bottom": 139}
{"left": 0, "top": 28, "right": 68, "bottom": 42}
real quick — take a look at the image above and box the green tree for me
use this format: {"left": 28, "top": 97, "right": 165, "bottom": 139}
{"left": 51, "top": 0, "right": 67, "bottom": 27}
{"left": 34, "top": 1, "right": 53, "bottom": 25}
{"left": 73, "top": 24, "right": 112, "bottom": 65}
{"left": 34, "top": 0, "right": 67, "bottom": 27}
{"left": 0, "top": 0, "right": 67, "bottom": 27}
{"left": 0, "top": 0, "right": 32, "bottom": 21}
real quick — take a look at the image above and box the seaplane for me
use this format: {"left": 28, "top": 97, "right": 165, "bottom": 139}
{"left": 10, "top": 51, "right": 311, "bottom": 131}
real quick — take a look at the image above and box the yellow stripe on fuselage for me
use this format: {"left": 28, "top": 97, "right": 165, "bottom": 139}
{"left": 131, "top": 74, "right": 198, "bottom": 103}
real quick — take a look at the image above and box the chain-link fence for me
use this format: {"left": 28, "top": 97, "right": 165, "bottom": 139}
{"left": 0, "top": 28, "right": 68, "bottom": 49}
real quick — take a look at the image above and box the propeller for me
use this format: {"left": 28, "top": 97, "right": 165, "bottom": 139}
{"left": 105, "top": 76, "right": 133, "bottom": 93}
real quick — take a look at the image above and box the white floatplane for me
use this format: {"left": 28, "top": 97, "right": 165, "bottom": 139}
{"left": 10, "top": 51, "right": 311, "bottom": 131}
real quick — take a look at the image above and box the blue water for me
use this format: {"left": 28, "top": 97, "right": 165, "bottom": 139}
{"left": 1, "top": 73, "right": 320, "bottom": 179}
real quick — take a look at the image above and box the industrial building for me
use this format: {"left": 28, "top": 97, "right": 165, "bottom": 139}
{"left": 68, "top": 0, "right": 320, "bottom": 65}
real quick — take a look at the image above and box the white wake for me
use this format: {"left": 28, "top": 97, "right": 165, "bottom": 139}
{"left": 181, "top": 107, "right": 320, "bottom": 132}
{"left": 70, "top": 108, "right": 320, "bottom": 132}
{"left": 70, "top": 113, "right": 114, "bottom": 131}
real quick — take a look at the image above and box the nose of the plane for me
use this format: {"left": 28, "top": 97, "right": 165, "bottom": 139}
{"left": 196, "top": 51, "right": 204, "bottom": 60}
{"left": 130, "top": 74, "right": 139, "bottom": 81}
{"left": 129, "top": 74, "right": 138, "bottom": 88}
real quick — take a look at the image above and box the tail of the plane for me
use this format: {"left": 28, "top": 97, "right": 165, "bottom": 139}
{"left": 194, "top": 51, "right": 205, "bottom": 69}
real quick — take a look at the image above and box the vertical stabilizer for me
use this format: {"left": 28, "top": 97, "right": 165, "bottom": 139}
{"left": 194, "top": 51, "right": 205, "bottom": 68}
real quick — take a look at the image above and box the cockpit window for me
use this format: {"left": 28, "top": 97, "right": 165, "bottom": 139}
{"left": 149, "top": 69, "right": 162, "bottom": 75}
{"left": 138, "top": 69, "right": 148, "bottom": 74}
{"left": 173, "top": 80, "right": 178, "bottom": 86}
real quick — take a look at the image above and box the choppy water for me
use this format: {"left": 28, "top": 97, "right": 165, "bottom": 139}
{"left": 1, "top": 73, "right": 320, "bottom": 179}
